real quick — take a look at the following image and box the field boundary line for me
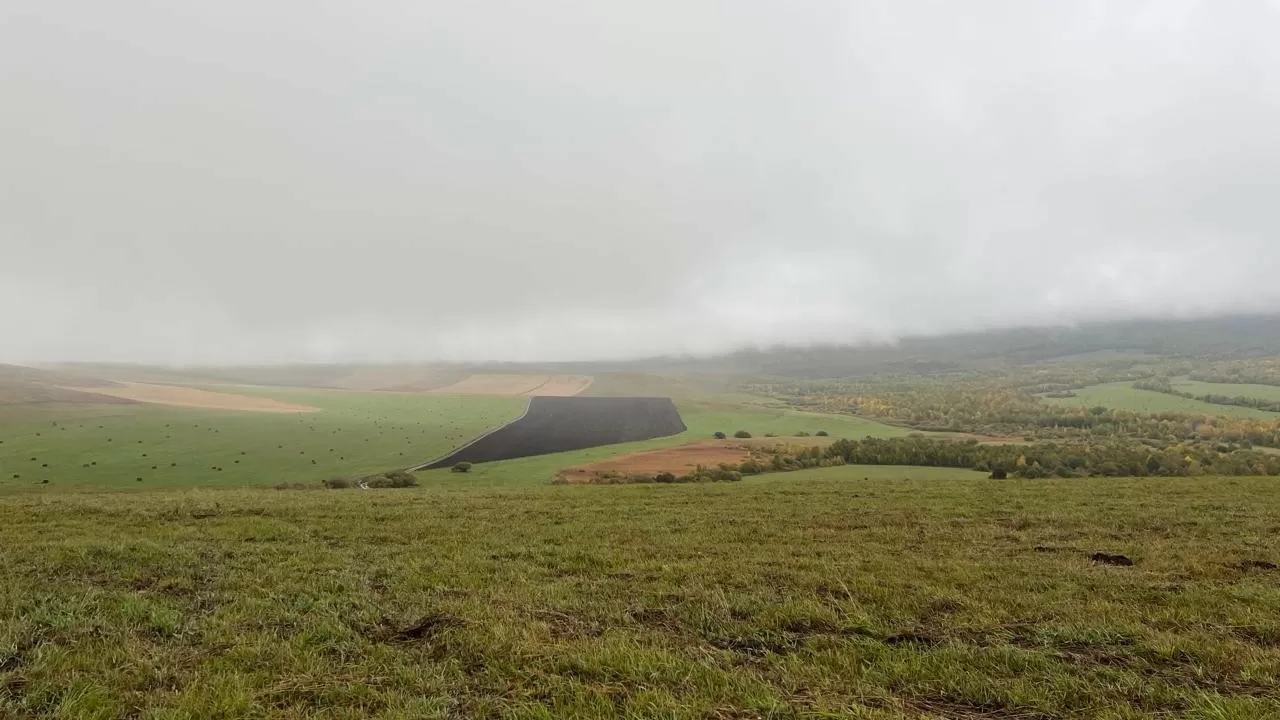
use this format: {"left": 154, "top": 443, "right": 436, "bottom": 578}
{"left": 407, "top": 399, "right": 534, "bottom": 471}
{"left": 521, "top": 377, "right": 552, "bottom": 396}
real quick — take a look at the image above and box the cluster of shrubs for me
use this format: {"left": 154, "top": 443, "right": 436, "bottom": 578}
{"left": 320, "top": 470, "right": 419, "bottom": 489}
{"left": 577, "top": 463, "right": 748, "bottom": 484}
{"left": 715, "top": 434, "right": 1280, "bottom": 479}
{"left": 713, "top": 430, "right": 828, "bottom": 440}
{"left": 777, "top": 435, "right": 1280, "bottom": 478}
{"left": 670, "top": 464, "right": 744, "bottom": 482}
{"left": 764, "top": 449, "right": 848, "bottom": 471}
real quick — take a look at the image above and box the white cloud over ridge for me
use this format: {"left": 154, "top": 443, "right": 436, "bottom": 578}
{"left": 3, "top": 1, "right": 1279, "bottom": 363}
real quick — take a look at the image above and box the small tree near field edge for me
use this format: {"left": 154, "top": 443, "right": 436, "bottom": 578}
{"left": 713, "top": 431, "right": 727, "bottom": 440}
{"left": 733, "top": 430, "right": 752, "bottom": 439}
{"left": 451, "top": 462, "right": 473, "bottom": 473}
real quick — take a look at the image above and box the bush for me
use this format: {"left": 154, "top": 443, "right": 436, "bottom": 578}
{"left": 713, "top": 431, "right": 727, "bottom": 440}
{"left": 733, "top": 430, "right": 752, "bottom": 439}
{"left": 451, "top": 462, "right": 473, "bottom": 473}
{"left": 815, "top": 430, "right": 829, "bottom": 437}
{"left": 322, "top": 477, "right": 352, "bottom": 489}
{"left": 796, "top": 431, "right": 811, "bottom": 437}
{"left": 654, "top": 471, "right": 677, "bottom": 483}
{"left": 365, "top": 470, "right": 418, "bottom": 488}
{"left": 739, "top": 459, "right": 764, "bottom": 475}
{"left": 389, "top": 470, "right": 418, "bottom": 486}
{"left": 679, "top": 467, "right": 744, "bottom": 483}
{"left": 1018, "top": 465, "right": 1046, "bottom": 479}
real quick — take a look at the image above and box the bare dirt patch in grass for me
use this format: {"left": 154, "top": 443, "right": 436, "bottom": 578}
{"left": 64, "top": 382, "right": 320, "bottom": 413}
{"left": 559, "top": 440, "right": 755, "bottom": 483}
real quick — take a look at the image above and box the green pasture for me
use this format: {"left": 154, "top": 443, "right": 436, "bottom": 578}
{"left": 0, "top": 389, "right": 525, "bottom": 491}
{"left": 1172, "top": 377, "right": 1280, "bottom": 403}
{"left": 1041, "top": 381, "right": 1279, "bottom": 419}
{"left": 2, "top": 469, "right": 1277, "bottom": 718}
{"left": 0, "top": 383, "right": 908, "bottom": 491}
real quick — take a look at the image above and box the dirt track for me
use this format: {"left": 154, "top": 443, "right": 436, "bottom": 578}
{"left": 65, "top": 382, "right": 320, "bottom": 413}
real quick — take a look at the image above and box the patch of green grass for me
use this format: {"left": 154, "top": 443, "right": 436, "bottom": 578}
{"left": 0, "top": 389, "right": 525, "bottom": 491}
{"left": 1042, "top": 381, "right": 1278, "bottom": 419}
{"left": 2, "top": 470, "right": 1279, "bottom": 718}
{"left": 0, "top": 402, "right": 146, "bottom": 427}
{"left": 1172, "top": 377, "right": 1280, "bottom": 403}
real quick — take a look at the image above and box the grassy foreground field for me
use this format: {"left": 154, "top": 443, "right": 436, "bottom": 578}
{"left": 2, "top": 469, "right": 1278, "bottom": 719}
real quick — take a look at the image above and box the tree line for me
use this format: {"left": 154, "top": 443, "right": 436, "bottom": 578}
{"left": 752, "top": 435, "right": 1280, "bottom": 479}
{"left": 576, "top": 433, "right": 1280, "bottom": 485}
{"left": 1134, "top": 378, "right": 1280, "bottom": 413}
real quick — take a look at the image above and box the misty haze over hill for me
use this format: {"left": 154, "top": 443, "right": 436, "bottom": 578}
{"left": 4, "top": 2, "right": 1280, "bottom": 364}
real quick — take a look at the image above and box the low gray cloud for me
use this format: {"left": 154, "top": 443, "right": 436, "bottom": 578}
{"left": 3, "top": 1, "right": 1279, "bottom": 363}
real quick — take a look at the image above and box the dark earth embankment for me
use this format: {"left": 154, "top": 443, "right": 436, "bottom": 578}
{"left": 419, "top": 396, "right": 685, "bottom": 468}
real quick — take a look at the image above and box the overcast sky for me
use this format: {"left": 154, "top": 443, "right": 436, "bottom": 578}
{"left": 3, "top": 1, "right": 1280, "bottom": 364}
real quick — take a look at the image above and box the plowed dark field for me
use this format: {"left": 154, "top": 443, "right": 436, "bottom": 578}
{"left": 417, "top": 396, "right": 685, "bottom": 469}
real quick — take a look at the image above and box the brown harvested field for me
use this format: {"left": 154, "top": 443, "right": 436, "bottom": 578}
{"left": 325, "top": 366, "right": 468, "bottom": 392}
{"left": 429, "top": 374, "right": 593, "bottom": 396}
{"left": 429, "top": 374, "right": 547, "bottom": 395}
{"left": 559, "top": 440, "right": 755, "bottom": 483}
{"left": 524, "top": 375, "right": 593, "bottom": 396}
{"left": 0, "top": 364, "right": 139, "bottom": 421}
{"left": 64, "top": 382, "right": 320, "bottom": 413}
